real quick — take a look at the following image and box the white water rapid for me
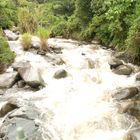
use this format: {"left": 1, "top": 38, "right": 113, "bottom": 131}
{"left": 3, "top": 37, "right": 140, "bottom": 140}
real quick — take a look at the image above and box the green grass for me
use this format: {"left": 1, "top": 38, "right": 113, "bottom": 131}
{"left": 20, "top": 33, "right": 32, "bottom": 51}
{"left": 37, "top": 27, "right": 50, "bottom": 50}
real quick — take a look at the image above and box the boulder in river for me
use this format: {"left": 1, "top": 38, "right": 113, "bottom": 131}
{"left": 0, "top": 107, "right": 42, "bottom": 140}
{"left": 113, "top": 65, "right": 133, "bottom": 75}
{"left": 11, "top": 26, "right": 20, "bottom": 34}
{"left": 4, "top": 29, "right": 18, "bottom": 41}
{"left": 0, "top": 89, "right": 5, "bottom": 95}
{"left": 0, "top": 72, "right": 18, "bottom": 89}
{"left": 108, "top": 58, "right": 123, "bottom": 69}
{"left": 136, "top": 73, "right": 140, "bottom": 81}
{"left": 18, "top": 63, "right": 45, "bottom": 88}
{"left": 17, "top": 80, "right": 26, "bottom": 88}
{"left": 53, "top": 69, "right": 68, "bottom": 79}
{"left": 0, "top": 100, "right": 18, "bottom": 117}
{"left": 118, "top": 101, "right": 136, "bottom": 113}
{"left": 112, "top": 87, "right": 139, "bottom": 100}
{"left": 12, "top": 61, "right": 30, "bottom": 71}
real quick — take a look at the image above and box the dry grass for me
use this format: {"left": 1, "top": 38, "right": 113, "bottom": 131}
{"left": 37, "top": 27, "right": 50, "bottom": 50}
{"left": 20, "top": 33, "right": 32, "bottom": 51}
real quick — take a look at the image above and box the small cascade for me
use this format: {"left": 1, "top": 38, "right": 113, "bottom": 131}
{"left": 0, "top": 32, "right": 140, "bottom": 140}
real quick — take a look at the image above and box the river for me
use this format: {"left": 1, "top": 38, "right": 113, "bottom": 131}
{"left": 0, "top": 35, "right": 140, "bottom": 140}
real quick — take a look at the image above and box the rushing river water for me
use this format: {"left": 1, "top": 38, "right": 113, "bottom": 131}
{"left": 1, "top": 37, "right": 140, "bottom": 140}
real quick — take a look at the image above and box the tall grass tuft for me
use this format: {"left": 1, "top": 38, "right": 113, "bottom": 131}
{"left": 20, "top": 33, "right": 32, "bottom": 51}
{"left": 37, "top": 27, "right": 50, "bottom": 51}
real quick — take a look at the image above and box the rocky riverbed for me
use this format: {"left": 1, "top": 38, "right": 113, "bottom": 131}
{"left": 0, "top": 30, "right": 140, "bottom": 140}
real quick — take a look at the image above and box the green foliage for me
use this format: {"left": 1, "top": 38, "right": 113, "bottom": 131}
{"left": 18, "top": 7, "right": 37, "bottom": 33}
{"left": 37, "top": 27, "right": 50, "bottom": 50}
{"left": 51, "top": 21, "right": 68, "bottom": 37}
{"left": 125, "top": 2, "right": 140, "bottom": 60}
{"left": 75, "top": 0, "right": 92, "bottom": 27}
{"left": 0, "top": 0, "right": 18, "bottom": 28}
{"left": 20, "top": 33, "right": 32, "bottom": 51}
{"left": 37, "top": 27, "right": 49, "bottom": 39}
{"left": 0, "top": 36, "right": 15, "bottom": 65}
{"left": 0, "top": 0, "right": 140, "bottom": 60}
{"left": 52, "top": 0, "right": 75, "bottom": 16}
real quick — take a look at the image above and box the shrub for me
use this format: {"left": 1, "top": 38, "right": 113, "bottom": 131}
{"left": 0, "top": 0, "right": 18, "bottom": 28}
{"left": 20, "top": 33, "right": 32, "bottom": 51}
{"left": 18, "top": 7, "right": 37, "bottom": 33}
{"left": 51, "top": 21, "right": 68, "bottom": 37}
{"left": 37, "top": 27, "right": 50, "bottom": 50}
{"left": 125, "top": 17, "right": 140, "bottom": 61}
{"left": 0, "top": 36, "right": 15, "bottom": 66}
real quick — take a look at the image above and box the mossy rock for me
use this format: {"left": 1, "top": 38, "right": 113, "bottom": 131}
{"left": 0, "top": 36, "right": 15, "bottom": 73}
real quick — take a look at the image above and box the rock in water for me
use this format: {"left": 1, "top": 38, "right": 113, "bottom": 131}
{"left": 0, "top": 89, "right": 5, "bottom": 95}
{"left": 0, "top": 100, "right": 18, "bottom": 117}
{"left": 0, "top": 107, "right": 42, "bottom": 140}
{"left": 53, "top": 69, "right": 68, "bottom": 79}
{"left": 4, "top": 30, "right": 18, "bottom": 41}
{"left": 17, "top": 80, "right": 26, "bottom": 88}
{"left": 136, "top": 73, "right": 140, "bottom": 81}
{"left": 12, "top": 61, "right": 30, "bottom": 71}
{"left": 0, "top": 72, "right": 18, "bottom": 89}
{"left": 18, "top": 63, "right": 44, "bottom": 88}
{"left": 112, "top": 87, "right": 139, "bottom": 100}
{"left": 108, "top": 58, "right": 123, "bottom": 69}
{"left": 118, "top": 101, "right": 135, "bottom": 113}
{"left": 113, "top": 65, "right": 132, "bottom": 75}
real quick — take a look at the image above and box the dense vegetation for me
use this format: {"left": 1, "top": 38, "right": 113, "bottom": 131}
{"left": 0, "top": 36, "right": 15, "bottom": 66}
{"left": 0, "top": 0, "right": 140, "bottom": 61}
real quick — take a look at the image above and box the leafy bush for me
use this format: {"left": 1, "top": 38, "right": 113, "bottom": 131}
{"left": 51, "top": 21, "right": 68, "bottom": 37}
{"left": 20, "top": 33, "right": 32, "bottom": 51}
{"left": 37, "top": 27, "right": 50, "bottom": 50}
{"left": 0, "top": 36, "right": 15, "bottom": 65}
{"left": 125, "top": 16, "right": 140, "bottom": 60}
{"left": 0, "top": 0, "right": 18, "bottom": 28}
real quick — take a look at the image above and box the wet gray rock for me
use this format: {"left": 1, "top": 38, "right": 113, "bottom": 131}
{"left": 0, "top": 72, "right": 18, "bottom": 89}
{"left": 18, "top": 63, "right": 44, "bottom": 88}
{"left": 55, "top": 58, "right": 65, "bottom": 65}
{"left": 37, "top": 50, "right": 46, "bottom": 55}
{"left": 4, "top": 29, "right": 18, "bottom": 41}
{"left": 12, "top": 61, "right": 30, "bottom": 71}
{"left": 0, "top": 89, "right": 5, "bottom": 95}
{"left": 108, "top": 58, "right": 123, "bottom": 69}
{"left": 31, "top": 36, "right": 40, "bottom": 49}
{"left": 53, "top": 69, "right": 68, "bottom": 79}
{"left": 17, "top": 80, "right": 26, "bottom": 88}
{"left": 0, "top": 107, "right": 42, "bottom": 140}
{"left": 49, "top": 47, "right": 62, "bottom": 54}
{"left": 11, "top": 26, "right": 20, "bottom": 34}
{"left": 0, "top": 100, "right": 18, "bottom": 117}
{"left": 112, "top": 87, "right": 139, "bottom": 100}
{"left": 45, "top": 54, "right": 65, "bottom": 65}
{"left": 129, "top": 108, "right": 140, "bottom": 123}
{"left": 123, "top": 132, "right": 137, "bottom": 140}
{"left": 136, "top": 73, "right": 140, "bottom": 81}
{"left": 113, "top": 65, "right": 133, "bottom": 75}
{"left": 118, "top": 101, "right": 136, "bottom": 113}
{"left": 91, "top": 40, "right": 100, "bottom": 45}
